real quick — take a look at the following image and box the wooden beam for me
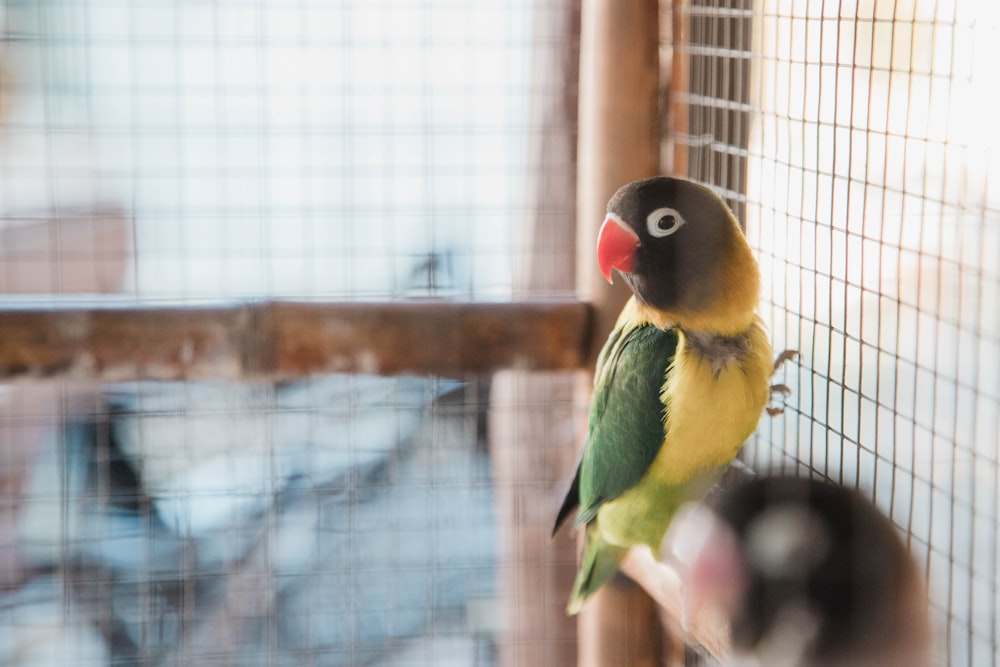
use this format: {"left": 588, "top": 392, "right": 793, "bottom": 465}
{"left": 489, "top": 1, "right": 582, "bottom": 666}
{"left": 667, "top": 0, "right": 691, "bottom": 178}
{"left": 0, "top": 300, "right": 592, "bottom": 381}
{"left": 575, "top": 0, "right": 665, "bottom": 664}
{"left": 620, "top": 543, "right": 732, "bottom": 662}
{"left": 576, "top": 0, "right": 662, "bottom": 364}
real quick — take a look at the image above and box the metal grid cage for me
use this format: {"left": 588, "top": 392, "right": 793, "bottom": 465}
{"left": 0, "top": 2, "right": 537, "bottom": 665}
{"left": 672, "top": 0, "right": 1000, "bottom": 664}
{"left": 2, "top": 0, "right": 999, "bottom": 665}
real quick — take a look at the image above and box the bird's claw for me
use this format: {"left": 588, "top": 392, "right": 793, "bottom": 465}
{"left": 772, "top": 349, "right": 799, "bottom": 374}
{"left": 765, "top": 350, "right": 798, "bottom": 417}
{"left": 766, "top": 384, "right": 793, "bottom": 417}
{"left": 764, "top": 384, "right": 792, "bottom": 417}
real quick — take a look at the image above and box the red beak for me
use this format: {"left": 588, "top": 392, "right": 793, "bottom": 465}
{"left": 596, "top": 215, "right": 640, "bottom": 284}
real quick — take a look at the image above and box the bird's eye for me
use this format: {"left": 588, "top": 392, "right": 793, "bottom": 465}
{"left": 646, "top": 207, "right": 686, "bottom": 238}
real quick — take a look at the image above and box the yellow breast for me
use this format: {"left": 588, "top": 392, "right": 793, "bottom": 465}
{"left": 594, "top": 318, "right": 773, "bottom": 549}
{"left": 652, "top": 320, "right": 773, "bottom": 484}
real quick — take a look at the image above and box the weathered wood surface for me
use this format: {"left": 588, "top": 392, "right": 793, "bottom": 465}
{"left": 576, "top": 0, "right": 667, "bottom": 663}
{"left": 0, "top": 300, "right": 592, "bottom": 381}
{"left": 0, "top": 208, "right": 134, "bottom": 588}
{"left": 576, "top": 0, "right": 662, "bottom": 366}
{"left": 620, "top": 547, "right": 732, "bottom": 662}
{"left": 488, "top": 1, "right": 583, "bottom": 666}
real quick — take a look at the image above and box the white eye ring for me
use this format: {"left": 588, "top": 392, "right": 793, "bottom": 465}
{"left": 646, "top": 207, "right": 686, "bottom": 238}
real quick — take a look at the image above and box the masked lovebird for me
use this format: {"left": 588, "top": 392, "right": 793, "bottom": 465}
{"left": 552, "top": 176, "right": 774, "bottom": 614}
{"left": 672, "top": 476, "right": 930, "bottom": 667}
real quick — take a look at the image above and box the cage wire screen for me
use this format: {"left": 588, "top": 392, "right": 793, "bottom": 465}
{"left": 4, "top": 0, "right": 1000, "bottom": 665}
{"left": 673, "top": 0, "right": 1000, "bottom": 665}
{"left": 1, "top": 1, "right": 534, "bottom": 300}
{"left": 0, "top": 1, "right": 547, "bottom": 665}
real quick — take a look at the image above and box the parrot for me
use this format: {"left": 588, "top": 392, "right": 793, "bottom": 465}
{"left": 552, "top": 176, "right": 775, "bottom": 614}
{"left": 670, "top": 475, "right": 931, "bottom": 667}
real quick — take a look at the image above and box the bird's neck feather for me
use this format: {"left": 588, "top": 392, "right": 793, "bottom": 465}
{"left": 634, "top": 232, "right": 761, "bottom": 336}
{"left": 633, "top": 273, "right": 760, "bottom": 337}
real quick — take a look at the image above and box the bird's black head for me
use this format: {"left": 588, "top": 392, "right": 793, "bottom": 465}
{"left": 712, "top": 476, "right": 921, "bottom": 665}
{"left": 597, "top": 176, "right": 759, "bottom": 332}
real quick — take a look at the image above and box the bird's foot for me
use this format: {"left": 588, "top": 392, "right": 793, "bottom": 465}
{"left": 766, "top": 383, "right": 792, "bottom": 416}
{"left": 772, "top": 349, "right": 799, "bottom": 374}
{"left": 766, "top": 350, "right": 798, "bottom": 416}
{"left": 764, "top": 384, "right": 792, "bottom": 417}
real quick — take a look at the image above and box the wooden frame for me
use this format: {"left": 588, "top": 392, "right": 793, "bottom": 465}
{"left": 0, "top": 1, "right": 736, "bottom": 663}
{"left": 0, "top": 300, "right": 591, "bottom": 381}
{"left": 575, "top": 0, "right": 669, "bottom": 665}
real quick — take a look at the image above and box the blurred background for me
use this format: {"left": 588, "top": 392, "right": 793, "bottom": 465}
{"left": 0, "top": 0, "right": 997, "bottom": 665}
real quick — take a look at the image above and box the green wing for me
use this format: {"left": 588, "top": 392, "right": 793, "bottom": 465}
{"left": 572, "top": 322, "right": 678, "bottom": 527}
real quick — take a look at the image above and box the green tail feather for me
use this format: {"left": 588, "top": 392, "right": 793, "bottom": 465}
{"left": 566, "top": 525, "right": 629, "bottom": 615}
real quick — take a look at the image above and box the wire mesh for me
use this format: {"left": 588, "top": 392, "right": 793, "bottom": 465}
{"left": 6, "top": 0, "right": 1000, "bottom": 664}
{"left": 2, "top": 377, "right": 497, "bottom": 666}
{"left": 671, "top": 0, "right": 1000, "bottom": 664}
{"left": 1, "top": 0, "right": 533, "bottom": 301}
{"left": 0, "top": 1, "right": 545, "bottom": 665}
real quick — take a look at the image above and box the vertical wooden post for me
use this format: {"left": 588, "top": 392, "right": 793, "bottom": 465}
{"left": 575, "top": 0, "right": 664, "bottom": 665}
{"left": 665, "top": 0, "right": 691, "bottom": 178}
{"left": 576, "top": 0, "right": 661, "bottom": 362}
{"left": 662, "top": 5, "right": 690, "bottom": 663}
{"left": 0, "top": 211, "right": 132, "bottom": 588}
{"left": 489, "top": 2, "right": 581, "bottom": 666}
